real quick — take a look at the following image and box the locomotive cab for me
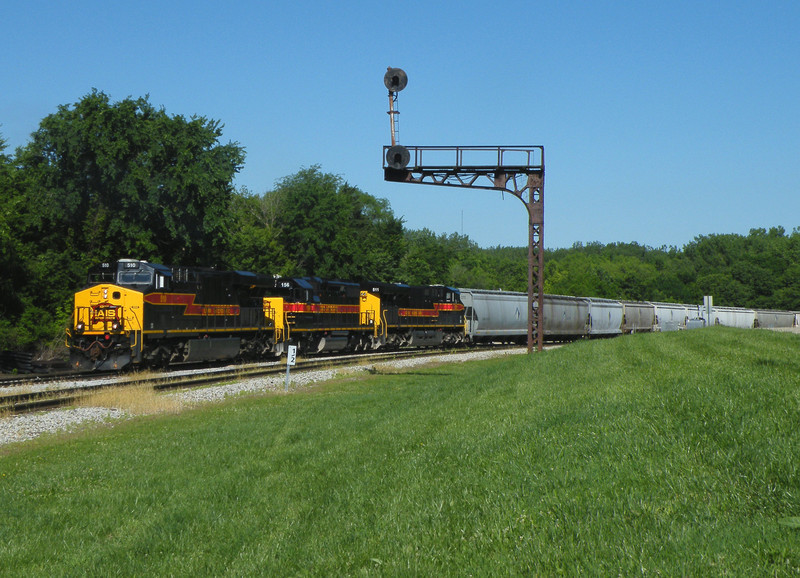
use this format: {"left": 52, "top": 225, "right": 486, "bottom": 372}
{"left": 68, "top": 260, "right": 155, "bottom": 371}
{"left": 115, "top": 259, "right": 172, "bottom": 292}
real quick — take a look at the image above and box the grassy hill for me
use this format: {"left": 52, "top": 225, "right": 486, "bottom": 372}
{"left": 2, "top": 327, "right": 800, "bottom": 574}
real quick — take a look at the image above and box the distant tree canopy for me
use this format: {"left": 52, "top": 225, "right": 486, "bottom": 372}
{"left": 226, "top": 166, "right": 406, "bottom": 280}
{"left": 543, "top": 242, "right": 694, "bottom": 303}
{"left": 0, "top": 137, "right": 24, "bottom": 321}
{"left": 543, "top": 228, "right": 800, "bottom": 310}
{"left": 1, "top": 91, "right": 799, "bottom": 352}
{"left": 271, "top": 167, "right": 406, "bottom": 280}
{"left": 684, "top": 227, "right": 800, "bottom": 310}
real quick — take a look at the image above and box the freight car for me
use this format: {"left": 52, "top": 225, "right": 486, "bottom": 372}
{"left": 459, "top": 290, "right": 626, "bottom": 342}
{"left": 651, "top": 302, "right": 690, "bottom": 331}
{"left": 459, "top": 289, "right": 528, "bottom": 344}
{"left": 459, "top": 290, "right": 677, "bottom": 341}
{"left": 458, "top": 289, "right": 798, "bottom": 342}
{"left": 621, "top": 301, "right": 656, "bottom": 334}
{"left": 459, "top": 290, "right": 588, "bottom": 342}
{"left": 67, "top": 259, "right": 465, "bottom": 371}
{"left": 753, "top": 310, "right": 796, "bottom": 329}
{"left": 458, "top": 289, "right": 599, "bottom": 343}
{"left": 708, "top": 306, "right": 756, "bottom": 329}
{"left": 587, "top": 298, "right": 623, "bottom": 337}
{"left": 541, "top": 295, "right": 591, "bottom": 340}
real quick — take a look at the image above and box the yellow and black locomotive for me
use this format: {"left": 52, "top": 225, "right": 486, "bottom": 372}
{"left": 68, "top": 259, "right": 466, "bottom": 371}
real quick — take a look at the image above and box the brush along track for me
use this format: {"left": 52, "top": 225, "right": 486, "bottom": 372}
{"left": 0, "top": 347, "right": 520, "bottom": 415}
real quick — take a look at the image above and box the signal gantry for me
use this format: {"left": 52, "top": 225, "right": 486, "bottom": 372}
{"left": 382, "top": 68, "right": 545, "bottom": 352}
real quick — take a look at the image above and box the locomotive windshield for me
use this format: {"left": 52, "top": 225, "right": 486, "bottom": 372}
{"left": 110, "top": 259, "right": 171, "bottom": 290}
{"left": 88, "top": 269, "right": 115, "bottom": 284}
{"left": 117, "top": 270, "right": 154, "bottom": 286}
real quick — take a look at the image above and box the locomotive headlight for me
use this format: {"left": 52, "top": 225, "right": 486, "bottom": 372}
{"left": 111, "top": 321, "right": 120, "bottom": 331}
{"left": 75, "top": 322, "right": 85, "bottom": 334}
{"left": 103, "top": 289, "right": 108, "bottom": 300}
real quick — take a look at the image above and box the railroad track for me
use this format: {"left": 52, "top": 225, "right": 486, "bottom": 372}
{"left": 0, "top": 347, "right": 519, "bottom": 415}
{"left": 0, "top": 370, "right": 100, "bottom": 389}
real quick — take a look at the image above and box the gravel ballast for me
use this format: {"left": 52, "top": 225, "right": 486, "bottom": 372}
{"left": 0, "top": 349, "right": 525, "bottom": 448}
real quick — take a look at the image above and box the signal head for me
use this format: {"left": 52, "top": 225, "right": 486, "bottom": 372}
{"left": 384, "top": 67, "right": 408, "bottom": 92}
{"left": 385, "top": 145, "right": 410, "bottom": 170}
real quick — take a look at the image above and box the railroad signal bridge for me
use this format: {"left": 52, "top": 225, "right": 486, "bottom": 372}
{"left": 381, "top": 68, "right": 545, "bottom": 352}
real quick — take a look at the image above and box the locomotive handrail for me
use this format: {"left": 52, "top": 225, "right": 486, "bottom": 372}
{"left": 128, "top": 308, "right": 142, "bottom": 334}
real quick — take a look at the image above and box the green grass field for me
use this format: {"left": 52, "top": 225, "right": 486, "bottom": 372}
{"left": 2, "top": 327, "right": 800, "bottom": 575}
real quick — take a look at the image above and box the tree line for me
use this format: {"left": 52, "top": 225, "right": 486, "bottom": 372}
{"left": 1, "top": 92, "right": 798, "bottom": 352}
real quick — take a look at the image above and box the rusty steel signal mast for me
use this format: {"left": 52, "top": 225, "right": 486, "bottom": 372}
{"left": 382, "top": 67, "right": 545, "bottom": 353}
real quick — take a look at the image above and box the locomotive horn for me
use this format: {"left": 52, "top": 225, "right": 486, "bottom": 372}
{"left": 385, "top": 145, "right": 410, "bottom": 170}
{"left": 384, "top": 67, "right": 408, "bottom": 92}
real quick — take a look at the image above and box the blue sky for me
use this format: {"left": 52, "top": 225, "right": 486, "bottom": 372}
{"left": 3, "top": 1, "right": 798, "bottom": 249}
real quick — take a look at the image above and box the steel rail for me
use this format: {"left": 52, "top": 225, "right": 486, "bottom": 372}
{"left": 0, "top": 346, "right": 520, "bottom": 415}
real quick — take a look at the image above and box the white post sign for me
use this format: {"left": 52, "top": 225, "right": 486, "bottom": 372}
{"left": 285, "top": 345, "right": 297, "bottom": 391}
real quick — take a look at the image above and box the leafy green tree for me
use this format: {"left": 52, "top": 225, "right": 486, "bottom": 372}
{"left": 774, "top": 231, "right": 800, "bottom": 310}
{"left": 271, "top": 166, "right": 405, "bottom": 280}
{"left": 544, "top": 242, "right": 695, "bottom": 302}
{"left": 14, "top": 90, "right": 244, "bottom": 268}
{"left": 398, "top": 230, "right": 474, "bottom": 285}
{"left": 449, "top": 251, "right": 497, "bottom": 289}
{"left": 226, "top": 187, "right": 289, "bottom": 276}
{"left": 695, "top": 271, "right": 749, "bottom": 305}
{"left": 682, "top": 228, "right": 800, "bottom": 308}
{"left": 1, "top": 134, "right": 72, "bottom": 350}
{"left": 0, "top": 135, "right": 26, "bottom": 333}
{"left": 463, "top": 246, "right": 527, "bottom": 291}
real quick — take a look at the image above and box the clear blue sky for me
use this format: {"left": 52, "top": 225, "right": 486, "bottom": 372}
{"left": 3, "top": 1, "right": 798, "bottom": 249}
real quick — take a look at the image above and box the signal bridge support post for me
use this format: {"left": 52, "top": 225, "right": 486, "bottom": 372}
{"left": 384, "top": 145, "right": 545, "bottom": 352}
